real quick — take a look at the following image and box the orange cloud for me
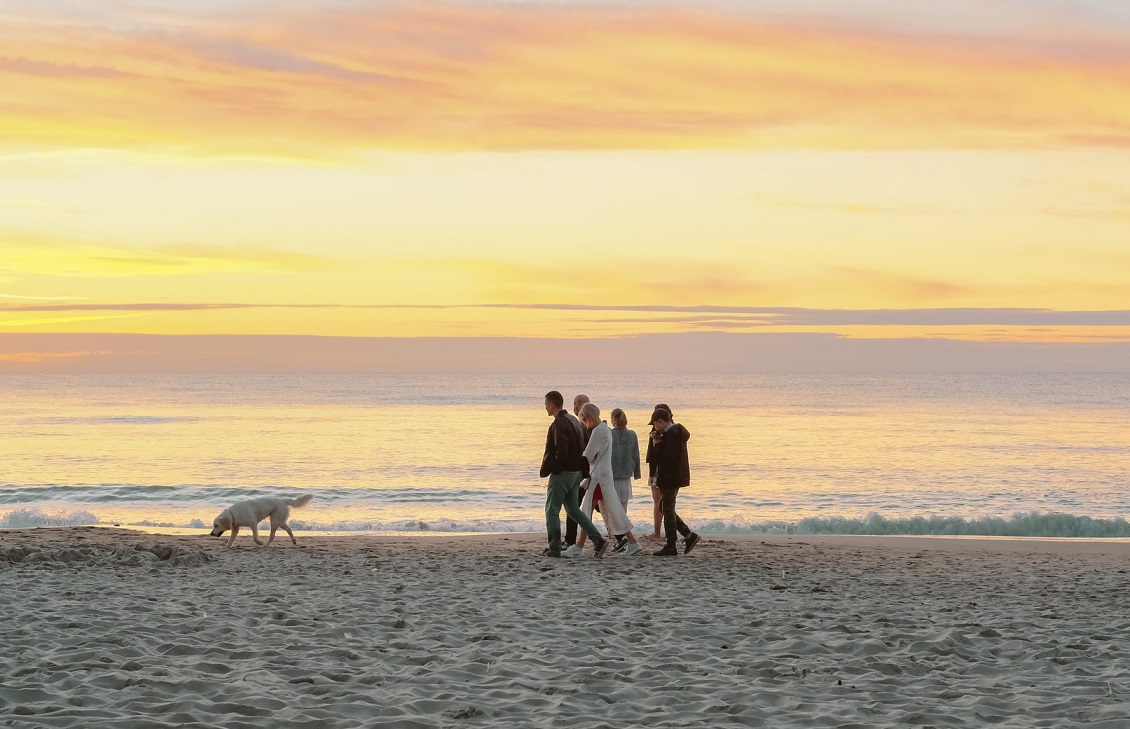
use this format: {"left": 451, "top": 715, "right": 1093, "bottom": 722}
{"left": 1, "top": 229, "right": 342, "bottom": 277}
{"left": 3, "top": 3, "right": 1130, "bottom": 155}
{"left": 0, "top": 350, "right": 106, "bottom": 363}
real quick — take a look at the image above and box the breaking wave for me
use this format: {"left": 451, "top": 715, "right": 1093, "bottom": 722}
{"left": 0, "top": 508, "right": 100, "bottom": 528}
{"left": 699, "top": 511, "right": 1130, "bottom": 538}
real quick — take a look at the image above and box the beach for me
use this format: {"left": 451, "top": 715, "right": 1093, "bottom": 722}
{"left": 2, "top": 529, "right": 1129, "bottom": 728}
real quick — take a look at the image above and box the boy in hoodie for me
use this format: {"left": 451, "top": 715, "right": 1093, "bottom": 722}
{"left": 648, "top": 408, "right": 700, "bottom": 556}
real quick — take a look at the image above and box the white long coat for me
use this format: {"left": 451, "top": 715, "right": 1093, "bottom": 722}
{"left": 580, "top": 421, "right": 634, "bottom": 535}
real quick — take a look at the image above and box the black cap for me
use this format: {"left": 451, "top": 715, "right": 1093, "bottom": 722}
{"left": 649, "top": 408, "right": 671, "bottom": 425}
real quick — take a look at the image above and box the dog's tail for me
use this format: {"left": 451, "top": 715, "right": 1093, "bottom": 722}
{"left": 288, "top": 494, "right": 314, "bottom": 509}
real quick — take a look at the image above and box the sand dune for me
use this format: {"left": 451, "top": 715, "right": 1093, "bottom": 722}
{"left": 2, "top": 528, "right": 1129, "bottom": 728}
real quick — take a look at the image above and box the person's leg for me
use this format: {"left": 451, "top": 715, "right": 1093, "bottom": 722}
{"left": 611, "top": 479, "right": 630, "bottom": 546}
{"left": 658, "top": 487, "right": 698, "bottom": 555}
{"left": 544, "top": 475, "right": 568, "bottom": 554}
{"left": 573, "top": 480, "right": 599, "bottom": 550}
{"left": 560, "top": 473, "right": 605, "bottom": 549}
{"left": 661, "top": 487, "right": 678, "bottom": 549}
{"left": 618, "top": 493, "right": 633, "bottom": 543}
{"left": 672, "top": 512, "right": 691, "bottom": 538}
{"left": 650, "top": 485, "right": 662, "bottom": 538}
{"left": 564, "top": 483, "right": 586, "bottom": 546}
{"left": 564, "top": 511, "right": 577, "bottom": 547}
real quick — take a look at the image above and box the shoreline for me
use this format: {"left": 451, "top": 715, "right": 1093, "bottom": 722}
{"left": 6, "top": 525, "right": 1130, "bottom": 553}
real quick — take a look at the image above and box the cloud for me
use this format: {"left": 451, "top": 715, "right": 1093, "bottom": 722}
{"left": 4, "top": 2, "right": 1130, "bottom": 154}
{"left": 0, "top": 292, "right": 85, "bottom": 300}
{"left": 0, "top": 229, "right": 344, "bottom": 276}
{"left": 2, "top": 331, "right": 1128, "bottom": 373}
{"left": 437, "top": 258, "right": 782, "bottom": 304}
{"left": 4, "top": 300, "right": 1129, "bottom": 326}
{"left": 0, "top": 350, "right": 107, "bottom": 363}
{"left": 0, "top": 56, "right": 128, "bottom": 78}
{"left": 828, "top": 267, "right": 970, "bottom": 301}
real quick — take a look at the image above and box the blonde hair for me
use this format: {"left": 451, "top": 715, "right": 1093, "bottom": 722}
{"left": 579, "top": 402, "right": 600, "bottom": 425}
{"left": 610, "top": 408, "right": 627, "bottom": 430}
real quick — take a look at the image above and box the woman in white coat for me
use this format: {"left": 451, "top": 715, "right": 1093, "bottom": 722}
{"left": 567, "top": 403, "right": 642, "bottom": 556}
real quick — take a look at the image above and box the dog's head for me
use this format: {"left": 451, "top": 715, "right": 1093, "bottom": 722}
{"left": 210, "top": 509, "right": 233, "bottom": 537}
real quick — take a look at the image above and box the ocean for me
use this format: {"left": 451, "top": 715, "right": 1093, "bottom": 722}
{"left": 2, "top": 373, "right": 1129, "bottom": 537}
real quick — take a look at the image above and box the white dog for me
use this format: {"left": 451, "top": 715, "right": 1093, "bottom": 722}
{"left": 209, "top": 494, "right": 313, "bottom": 548}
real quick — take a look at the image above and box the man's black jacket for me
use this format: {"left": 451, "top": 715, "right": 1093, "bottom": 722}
{"left": 652, "top": 423, "right": 691, "bottom": 490}
{"left": 540, "top": 410, "right": 586, "bottom": 477}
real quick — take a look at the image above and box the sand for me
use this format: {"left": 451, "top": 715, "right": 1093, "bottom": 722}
{"left": 2, "top": 528, "right": 1129, "bottom": 728}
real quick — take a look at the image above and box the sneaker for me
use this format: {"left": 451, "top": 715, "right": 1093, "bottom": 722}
{"left": 683, "top": 533, "right": 701, "bottom": 555}
{"left": 542, "top": 548, "right": 560, "bottom": 558}
{"left": 562, "top": 544, "right": 584, "bottom": 558}
{"left": 593, "top": 538, "right": 611, "bottom": 559}
{"left": 612, "top": 536, "right": 628, "bottom": 553}
{"left": 621, "top": 542, "right": 642, "bottom": 556}
{"left": 653, "top": 544, "right": 678, "bottom": 556}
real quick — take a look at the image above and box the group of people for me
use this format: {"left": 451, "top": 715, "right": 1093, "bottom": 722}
{"left": 539, "top": 390, "right": 700, "bottom": 559}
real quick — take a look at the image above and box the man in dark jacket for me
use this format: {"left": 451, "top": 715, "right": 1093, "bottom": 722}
{"left": 541, "top": 391, "right": 610, "bottom": 559}
{"left": 648, "top": 408, "right": 700, "bottom": 556}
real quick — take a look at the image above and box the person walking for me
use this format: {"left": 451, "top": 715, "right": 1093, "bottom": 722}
{"left": 564, "top": 393, "right": 592, "bottom": 548}
{"left": 644, "top": 403, "right": 674, "bottom": 540}
{"left": 568, "top": 403, "right": 641, "bottom": 557}
{"left": 648, "top": 407, "right": 700, "bottom": 557}
{"left": 608, "top": 407, "right": 641, "bottom": 552}
{"left": 540, "top": 391, "right": 611, "bottom": 559}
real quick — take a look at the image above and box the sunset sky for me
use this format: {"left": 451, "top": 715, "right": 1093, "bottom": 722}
{"left": 2, "top": 0, "right": 1129, "bottom": 371}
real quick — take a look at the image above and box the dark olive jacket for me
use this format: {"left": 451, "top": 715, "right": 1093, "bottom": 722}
{"left": 540, "top": 411, "right": 586, "bottom": 477}
{"left": 652, "top": 423, "right": 691, "bottom": 490}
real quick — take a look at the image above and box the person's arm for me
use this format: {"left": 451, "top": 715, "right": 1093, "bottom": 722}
{"left": 540, "top": 419, "right": 565, "bottom": 478}
{"left": 646, "top": 432, "right": 659, "bottom": 485}
{"left": 583, "top": 426, "right": 608, "bottom": 473}
{"left": 631, "top": 431, "right": 642, "bottom": 481}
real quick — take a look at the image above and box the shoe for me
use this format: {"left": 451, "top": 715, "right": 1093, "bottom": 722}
{"left": 621, "top": 542, "right": 642, "bottom": 556}
{"left": 653, "top": 545, "right": 678, "bottom": 556}
{"left": 542, "top": 548, "right": 560, "bottom": 558}
{"left": 593, "top": 538, "right": 611, "bottom": 559}
{"left": 562, "top": 545, "right": 584, "bottom": 557}
{"left": 683, "top": 533, "right": 701, "bottom": 555}
{"left": 612, "top": 536, "right": 628, "bottom": 553}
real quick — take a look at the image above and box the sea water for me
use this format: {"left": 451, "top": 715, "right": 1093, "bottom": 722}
{"left": 2, "top": 373, "right": 1128, "bottom": 537}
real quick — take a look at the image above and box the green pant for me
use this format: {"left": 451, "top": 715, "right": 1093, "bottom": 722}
{"left": 545, "top": 471, "right": 602, "bottom": 552}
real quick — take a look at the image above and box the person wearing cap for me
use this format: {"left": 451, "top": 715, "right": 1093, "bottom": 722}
{"left": 540, "top": 390, "right": 611, "bottom": 559}
{"left": 648, "top": 407, "right": 700, "bottom": 556}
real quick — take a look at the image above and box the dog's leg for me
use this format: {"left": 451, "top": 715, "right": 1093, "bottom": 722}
{"left": 265, "top": 523, "right": 277, "bottom": 547}
{"left": 225, "top": 526, "right": 240, "bottom": 549}
{"left": 282, "top": 523, "right": 296, "bottom": 545}
{"left": 251, "top": 522, "right": 264, "bottom": 546}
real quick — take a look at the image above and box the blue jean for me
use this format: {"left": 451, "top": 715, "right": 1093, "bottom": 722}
{"left": 545, "top": 471, "right": 602, "bottom": 552}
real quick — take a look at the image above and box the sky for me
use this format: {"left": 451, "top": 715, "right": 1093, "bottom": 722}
{"left": 2, "top": 0, "right": 1129, "bottom": 371}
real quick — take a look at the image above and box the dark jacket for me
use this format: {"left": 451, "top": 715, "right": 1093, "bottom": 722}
{"left": 652, "top": 423, "right": 691, "bottom": 490}
{"left": 540, "top": 410, "right": 587, "bottom": 477}
{"left": 646, "top": 429, "right": 659, "bottom": 481}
